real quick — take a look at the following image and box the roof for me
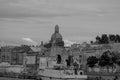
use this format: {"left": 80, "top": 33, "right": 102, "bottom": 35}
{"left": 50, "top": 25, "right": 63, "bottom": 42}
{"left": 51, "top": 33, "right": 63, "bottom": 41}
{"left": 30, "top": 47, "right": 41, "bottom": 52}
{"left": 39, "top": 49, "right": 51, "bottom": 57}
{"left": 12, "top": 45, "right": 32, "bottom": 53}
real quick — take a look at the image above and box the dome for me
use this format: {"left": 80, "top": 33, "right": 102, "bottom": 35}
{"left": 51, "top": 33, "right": 63, "bottom": 42}
{"left": 50, "top": 25, "right": 63, "bottom": 43}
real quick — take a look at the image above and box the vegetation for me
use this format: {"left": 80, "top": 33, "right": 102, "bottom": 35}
{"left": 87, "top": 56, "right": 98, "bottom": 68}
{"left": 98, "top": 51, "right": 114, "bottom": 72}
{"left": 92, "top": 34, "right": 120, "bottom": 44}
{"left": 86, "top": 50, "right": 120, "bottom": 73}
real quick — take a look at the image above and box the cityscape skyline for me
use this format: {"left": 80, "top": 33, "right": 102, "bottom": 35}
{"left": 0, "top": 0, "right": 120, "bottom": 45}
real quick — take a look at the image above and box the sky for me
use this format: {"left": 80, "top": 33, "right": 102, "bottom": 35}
{"left": 0, "top": 0, "right": 120, "bottom": 45}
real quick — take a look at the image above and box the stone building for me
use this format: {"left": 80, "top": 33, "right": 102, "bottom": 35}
{"left": 39, "top": 25, "right": 86, "bottom": 70}
{"left": 44, "top": 25, "right": 66, "bottom": 60}
{"left": 50, "top": 25, "right": 63, "bottom": 44}
{"left": 49, "top": 25, "right": 68, "bottom": 64}
{"left": 39, "top": 25, "right": 68, "bottom": 69}
{"left": 0, "top": 45, "right": 37, "bottom": 66}
{"left": 0, "top": 46, "right": 14, "bottom": 63}
{"left": 11, "top": 45, "right": 29, "bottom": 65}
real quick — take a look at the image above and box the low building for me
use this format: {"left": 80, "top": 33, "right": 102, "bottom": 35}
{"left": 26, "top": 52, "right": 38, "bottom": 70}
{"left": 38, "top": 25, "right": 86, "bottom": 70}
{"left": 0, "top": 46, "right": 14, "bottom": 63}
{"left": 11, "top": 46, "right": 28, "bottom": 65}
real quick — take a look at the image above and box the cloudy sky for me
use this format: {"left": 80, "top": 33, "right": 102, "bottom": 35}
{"left": 0, "top": 0, "right": 120, "bottom": 45}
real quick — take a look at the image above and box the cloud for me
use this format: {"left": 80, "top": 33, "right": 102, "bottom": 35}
{"left": 64, "top": 39, "right": 76, "bottom": 47}
{"left": 22, "top": 37, "right": 37, "bottom": 45}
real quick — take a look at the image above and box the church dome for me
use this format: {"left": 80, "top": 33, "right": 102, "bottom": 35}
{"left": 50, "top": 25, "right": 63, "bottom": 42}
{"left": 51, "top": 33, "right": 62, "bottom": 41}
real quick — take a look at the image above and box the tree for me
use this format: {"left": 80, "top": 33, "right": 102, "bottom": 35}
{"left": 98, "top": 51, "right": 116, "bottom": 73}
{"left": 87, "top": 56, "right": 98, "bottom": 71}
{"left": 96, "top": 35, "right": 101, "bottom": 44}
{"left": 112, "top": 51, "right": 120, "bottom": 71}
{"left": 90, "top": 41, "right": 93, "bottom": 44}
{"left": 109, "top": 34, "right": 116, "bottom": 42}
{"left": 115, "top": 34, "right": 120, "bottom": 43}
{"left": 101, "top": 34, "right": 109, "bottom": 44}
{"left": 95, "top": 34, "right": 120, "bottom": 44}
{"left": 99, "top": 51, "right": 110, "bottom": 72}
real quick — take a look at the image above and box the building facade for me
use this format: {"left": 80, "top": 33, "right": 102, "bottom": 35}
{"left": 39, "top": 25, "right": 86, "bottom": 70}
{"left": 0, "top": 46, "right": 14, "bottom": 64}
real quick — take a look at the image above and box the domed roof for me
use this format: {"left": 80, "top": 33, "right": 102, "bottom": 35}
{"left": 51, "top": 33, "right": 62, "bottom": 40}
{"left": 50, "top": 25, "right": 63, "bottom": 42}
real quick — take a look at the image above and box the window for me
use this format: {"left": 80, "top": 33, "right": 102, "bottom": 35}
{"left": 2, "top": 55, "right": 5, "bottom": 62}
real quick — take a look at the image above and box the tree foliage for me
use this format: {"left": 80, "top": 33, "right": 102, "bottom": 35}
{"left": 87, "top": 50, "right": 120, "bottom": 73}
{"left": 98, "top": 51, "right": 112, "bottom": 67}
{"left": 87, "top": 56, "right": 98, "bottom": 68}
{"left": 95, "top": 34, "right": 120, "bottom": 44}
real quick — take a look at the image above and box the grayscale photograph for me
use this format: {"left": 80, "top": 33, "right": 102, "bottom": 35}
{"left": 0, "top": 0, "right": 120, "bottom": 80}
